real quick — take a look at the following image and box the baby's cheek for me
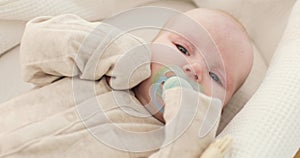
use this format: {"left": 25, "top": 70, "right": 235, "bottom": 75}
{"left": 211, "top": 85, "right": 227, "bottom": 104}
{"left": 200, "top": 80, "right": 226, "bottom": 102}
{"left": 196, "top": 77, "right": 212, "bottom": 96}
{"left": 201, "top": 85, "right": 212, "bottom": 97}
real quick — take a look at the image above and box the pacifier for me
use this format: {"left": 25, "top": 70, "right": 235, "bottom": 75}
{"left": 148, "top": 65, "right": 204, "bottom": 114}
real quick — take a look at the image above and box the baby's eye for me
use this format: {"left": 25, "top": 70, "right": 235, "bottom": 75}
{"left": 209, "top": 72, "right": 222, "bottom": 85}
{"left": 175, "top": 44, "right": 190, "bottom": 56}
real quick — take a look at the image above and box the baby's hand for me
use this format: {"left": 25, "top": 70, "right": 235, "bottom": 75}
{"left": 150, "top": 77, "right": 222, "bottom": 158}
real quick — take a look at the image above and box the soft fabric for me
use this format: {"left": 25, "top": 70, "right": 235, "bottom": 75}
{"left": 0, "top": 0, "right": 196, "bottom": 56}
{"left": 218, "top": 0, "right": 300, "bottom": 157}
{"left": 0, "top": 78, "right": 223, "bottom": 158}
{"left": 0, "top": 14, "right": 224, "bottom": 157}
{"left": 0, "top": 21, "right": 25, "bottom": 56}
{"left": 0, "top": 0, "right": 159, "bottom": 21}
{"left": 0, "top": 78, "right": 161, "bottom": 158}
{"left": 20, "top": 14, "right": 150, "bottom": 88}
{"left": 0, "top": 46, "right": 33, "bottom": 104}
{"left": 0, "top": 0, "right": 161, "bottom": 55}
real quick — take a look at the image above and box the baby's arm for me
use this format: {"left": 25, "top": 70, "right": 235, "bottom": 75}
{"left": 149, "top": 77, "right": 223, "bottom": 157}
{"left": 20, "top": 14, "right": 150, "bottom": 89}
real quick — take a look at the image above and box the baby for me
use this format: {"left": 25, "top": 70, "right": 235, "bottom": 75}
{"left": 5, "top": 8, "right": 253, "bottom": 158}
{"left": 134, "top": 8, "right": 253, "bottom": 122}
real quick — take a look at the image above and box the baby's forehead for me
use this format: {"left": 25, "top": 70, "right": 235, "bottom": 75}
{"left": 163, "top": 14, "right": 224, "bottom": 63}
{"left": 165, "top": 9, "right": 245, "bottom": 37}
{"left": 163, "top": 14, "right": 210, "bottom": 45}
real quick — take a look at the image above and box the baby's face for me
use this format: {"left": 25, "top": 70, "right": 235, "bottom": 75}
{"left": 134, "top": 8, "right": 253, "bottom": 116}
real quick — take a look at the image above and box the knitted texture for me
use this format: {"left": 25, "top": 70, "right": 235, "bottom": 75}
{"left": 219, "top": 1, "right": 300, "bottom": 157}
{"left": 0, "top": 0, "right": 158, "bottom": 21}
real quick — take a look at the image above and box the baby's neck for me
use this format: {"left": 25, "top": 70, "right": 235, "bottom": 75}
{"left": 133, "top": 84, "right": 165, "bottom": 123}
{"left": 132, "top": 84, "right": 148, "bottom": 106}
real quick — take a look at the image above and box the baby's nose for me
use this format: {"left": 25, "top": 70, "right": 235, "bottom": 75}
{"left": 183, "top": 63, "right": 203, "bottom": 82}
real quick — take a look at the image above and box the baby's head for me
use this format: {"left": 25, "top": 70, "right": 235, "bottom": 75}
{"left": 134, "top": 8, "right": 253, "bottom": 118}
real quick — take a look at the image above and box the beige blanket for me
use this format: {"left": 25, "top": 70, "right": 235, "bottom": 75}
{"left": 0, "top": 15, "right": 223, "bottom": 158}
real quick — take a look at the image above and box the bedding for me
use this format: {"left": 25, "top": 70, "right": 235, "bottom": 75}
{"left": 0, "top": 20, "right": 25, "bottom": 56}
{"left": 0, "top": 46, "right": 33, "bottom": 104}
{"left": 0, "top": 0, "right": 160, "bottom": 22}
{"left": 219, "top": 1, "right": 300, "bottom": 157}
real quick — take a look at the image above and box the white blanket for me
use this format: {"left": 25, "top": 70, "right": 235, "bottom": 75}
{"left": 218, "top": 0, "right": 300, "bottom": 157}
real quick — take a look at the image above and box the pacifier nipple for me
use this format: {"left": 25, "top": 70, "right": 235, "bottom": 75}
{"left": 163, "top": 76, "right": 193, "bottom": 91}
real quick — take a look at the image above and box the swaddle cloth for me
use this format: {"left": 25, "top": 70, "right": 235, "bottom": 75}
{"left": 0, "top": 78, "right": 225, "bottom": 158}
{"left": 20, "top": 14, "right": 151, "bottom": 89}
